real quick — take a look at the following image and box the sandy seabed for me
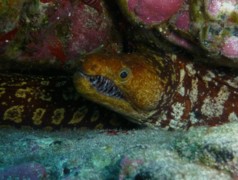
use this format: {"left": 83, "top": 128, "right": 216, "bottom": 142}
{"left": 0, "top": 122, "right": 238, "bottom": 179}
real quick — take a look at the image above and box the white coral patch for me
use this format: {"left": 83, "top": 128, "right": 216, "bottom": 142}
{"left": 201, "top": 86, "right": 230, "bottom": 118}
{"left": 171, "top": 102, "right": 185, "bottom": 120}
{"left": 189, "top": 112, "right": 200, "bottom": 125}
{"left": 202, "top": 70, "right": 216, "bottom": 82}
{"left": 185, "top": 63, "right": 196, "bottom": 76}
{"left": 226, "top": 76, "right": 238, "bottom": 89}
{"left": 179, "top": 69, "right": 186, "bottom": 84}
{"left": 189, "top": 78, "right": 198, "bottom": 105}
{"left": 167, "top": 102, "right": 187, "bottom": 129}
{"left": 228, "top": 112, "right": 238, "bottom": 122}
{"left": 220, "top": 1, "right": 236, "bottom": 14}
{"left": 155, "top": 113, "right": 167, "bottom": 126}
{"left": 168, "top": 119, "right": 187, "bottom": 130}
{"left": 178, "top": 86, "right": 185, "bottom": 96}
{"left": 169, "top": 102, "right": 188, "bottom": 129}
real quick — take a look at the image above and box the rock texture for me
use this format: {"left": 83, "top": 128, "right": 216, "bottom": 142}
{"left": 117, "top": 0, "right": 238, "bottom": 68}
{"left": 0, "top": 0, "right": 120, "bottom": 66}
{"left": 1, "top": 122, "right": 238, "bottom": 179}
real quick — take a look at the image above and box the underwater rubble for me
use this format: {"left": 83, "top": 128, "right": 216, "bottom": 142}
{"left": 1, "top": 122, "right": 238, "bottom": 179}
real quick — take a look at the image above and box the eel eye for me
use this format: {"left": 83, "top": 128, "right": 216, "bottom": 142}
{"left": 119, "top": 68, "right": 130, "bottom": 80}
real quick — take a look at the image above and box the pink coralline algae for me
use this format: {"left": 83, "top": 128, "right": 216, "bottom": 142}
{"left": 82, "top": 0, "right": 103, "bottom": 13}
{"left": 206, "top": 0, "right": 237, "bottom": 18}
{"left": 174, "top": 10, "right": 190, "bottom": 31}
{"left": 0, "top": 162, "right": 47, "bottom": 179}
{"left": 128, "top": 0, "right": 184, "bottom": 24}
{"left": 0, "top": 0, "right": 114, "bottom": 64}
{"left": 118, "top": 0, "right": 238, "bottom": 68}
{"left": 67, "top": 2, "right": 110, "bottom": 58}
{"left": 221, "top": 36, "right": 238, "bottom": 59}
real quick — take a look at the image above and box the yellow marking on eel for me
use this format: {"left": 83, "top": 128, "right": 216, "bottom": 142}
{"left": 4, "top": 105, "right": 24, "bottom": 123}
{"left": 109, "top": 117, "right": 122, "bottom": 127}
{"left": 95, "top": 123, "right": 104, "bottom": 129}
{"left": 90, "top": 110, "right": 99, "bottom": 122}
{"left": 0, "top": 88, "right": 6, "bottom": 97}
{"left": 1, "top": 102, "right": 7, "bottom": 106}
{"left": 56, "top": 81, "right": 67, "bottom": 87}
{"left": 0, "top": 125, "right": 12, "bottom": 129}
{"left": 40, "top": 81, "right": 50, "bottom": 86}
{"left": 15, "top": 87, "right": 33, "bottom": 98}
{"left": 8, "top": 81, "right": 27, "bottom": 87}
{"left": 68, "top": 106, "right": 88, "bottom": 125}
{"left": 32, "top": 108, "right": 46, "bottom": 125}
{"left": 51, "top": 108, "right": 65, "bottom": 125}
{"left": 39, "top": 90, "right": 52, "bottom": 102}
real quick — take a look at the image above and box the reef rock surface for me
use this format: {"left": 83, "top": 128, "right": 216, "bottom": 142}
{"left": 0, "top": 0, "right": 119, "bottom": 65}
{"left": 118, "top": 0, "right": 238, "bottom": 68}
{"left": 1, "top": 122, "right": 238, "bottom": 179}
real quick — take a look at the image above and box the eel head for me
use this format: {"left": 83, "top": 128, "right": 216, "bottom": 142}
{"left": 73, "top": 53, "right": 167, "bottom": 122}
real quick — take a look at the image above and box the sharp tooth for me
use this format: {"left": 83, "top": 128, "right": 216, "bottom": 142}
{"left": 115, "top": 90, "right": 120, "bottom": 97}
{"left": 97, "top": 84, "right": 103, "bottom": 91}
{"left": 108, "top": 87, "right": 114, "bottom": 95}
{"left": 114, "top": 93, "right": 119, "bottom": 98}
{"left": 105, "top": 80, "right": 110, "bottom": 89}
{"left": 94, "top": 77, "right": 101, "bottom": 88}
{"left": 98, "top": 87, "right": 104, "bottom": 92}
{"left": 98, "top": 79, "right": 107, "bottom": 91}
{"left": 99, "top": 76, "right": 103, "bottom": 83}
{"left": 110, "top": 92, "right": 116, "bottom": 96}
{"left": 106, "top": 84, "right": 113, "bottom": 94}
{"left": 111, "top": 89, "right": 118, "bottom": 96}
{"left": 93, "top": 80, "right": 98, "bottom": 85}
{"left": 112, "top": 86, "right": 117, "bottom": 93}
{"left": 103, "top": 82, "right": 108, "bottom": 92}
{"left": 91, "top": 78, "right": 97, "bottom": 85}
{"left": 105, "top": 79, "right": 109, "bottom": 86}
{"left": 116, "top": 91, "right": 122, "bottom": 98}
{"left": 99, "top": 80, "right": 104, "bottom": 88}
{"left": 89, "top": 77, "right": 97, "bottom": 86}
{"left": 90, "top": 76, "right": 95, "bottom": 82}
{"left": 93, "top": 76, "right": 98, "bottom": 82}
{"left": 117, "top": 92, "right": 122, "bottom": 98}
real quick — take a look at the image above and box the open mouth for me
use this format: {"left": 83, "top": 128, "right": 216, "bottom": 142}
{"left": 77, "top": 71, "right": 123, "bottom": 98}
{"left": 88, "top": 75, "right": 123, "bottom": 98}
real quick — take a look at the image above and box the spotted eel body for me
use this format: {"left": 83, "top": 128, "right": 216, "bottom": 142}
{"left": 74, "top": 52, "right": 238, "bottom": 130}
{"left": 0, "top": 73, "right": 134, "bottom": 130}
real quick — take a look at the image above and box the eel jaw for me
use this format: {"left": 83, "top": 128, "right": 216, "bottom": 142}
{"left": 77, "top": 71, "right": 123, "bottom": 99}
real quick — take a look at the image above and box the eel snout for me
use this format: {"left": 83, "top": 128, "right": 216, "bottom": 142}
{"left": 75, "top": 70, "right": 123, "bottom": 98}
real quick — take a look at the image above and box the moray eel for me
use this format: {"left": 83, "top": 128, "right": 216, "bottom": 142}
{"left": 0, "top": 73, "right": 135, "bottom": 130}
{"left": 74, "top": 52, "right": 238, "bottom": 130}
